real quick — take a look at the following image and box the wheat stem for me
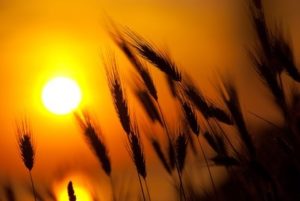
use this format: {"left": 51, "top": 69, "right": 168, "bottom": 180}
{"left": 197, "top": 137, "right": 219, "bottom": 201}
{"left": 137, "top": 174, "right": 146, "bottom": 201}
{"left": 109, "top": 176, "right": 116, "bottom": 201}
{"left": 29, "top": 171, "right": 37, "bottom": 201}
{"left": 144, "top": 178, "right": 152, "bottom": 201}
{"left": 156, "top": 101, "right": 187, "bottom": 201}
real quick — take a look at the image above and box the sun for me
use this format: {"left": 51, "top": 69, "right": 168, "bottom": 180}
{"left": 42, "top": 77, "right": 82, "bottom": 115}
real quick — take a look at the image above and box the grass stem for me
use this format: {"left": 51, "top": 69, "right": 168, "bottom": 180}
{"left": 197, "top": 137, "right": 219, "bottom": 201}
{"left": 156, "top": 101, "right": 187, "bottom": 201}
{"left": 29, "top": 171, "right": 37, "bottom": 201}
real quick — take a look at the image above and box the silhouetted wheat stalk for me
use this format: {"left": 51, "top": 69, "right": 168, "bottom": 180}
{"left": 248, "top": 0, "right": 299, "bottom": 124}
{"left": 204, "top": 131, "right": 238, "bottom": 167}
{"left": 108, "top": 26, "right": 187, "bottom": 201}
{"left": 67, "top": 181, "right": 76, "bottom": 201}
{"left": 126, "top": 30, "right": 181, "bottom": 82}
{"left": 128, "top": 122, "right": 151, "bottom": 201}
{"left": 175, "top": 132, "right": 188, "bottom": 173}
{"left": 219, "top": 79, "right": 257, "bottom": 160}
{"left": 181, "top": 76, "right": 243, "bottom": 164}
{"left": 270, "top": 25, "right": 300, "bottom": 82}
{"left": 248, "top": 1, "right": 300, "bottom": 172}
{"left": 108, "top": 25, "right": 158, "bottom": 101}
{"left": 104, "top": 56, "right": 149, "bottom": 201}
{"left": 148, "top": 77, "right": 187, "bottom": 201}
{"left": 174, "top": 75, "right": 244, "bottom": 200}
{"left": 105, "top": 55, "right": 131, "bottom": 135}
{"left": 75, "top": 112, "right": 116, "bottom": 201}
{"left": 150, "top": 137, "right": 172, "bottom": 174}
{"left": 219, "top": 78, "right": 280, "bottom": 200}
{"left": 178, "top": 98, "right": 200, "bottom": 136}
{"left": 182, "top": 76, "right": 233, "bottom": 125}
{"left": 132, "top": 81, "right": 162, "bottom": 125}
{"left": 167, "top": 137, "right": 176, "bottom": 173}
{"left": 177, "top": 95, "right": 219, "bottom": 199}
{"left": 75, "top": 112, "right": 111, "bottom": 176}
{"left": 16, "top": 120, "right": 37, "bottom": 201}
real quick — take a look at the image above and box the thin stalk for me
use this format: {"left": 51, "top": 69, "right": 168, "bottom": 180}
{"left": 109, "top": 176, "right": 116, "bottom": 201}
{"left": 137, "top": 174, "right": 146, "bottom": 201}
{"left": 196, "top": 137, "right": 219, "bottom": 201}
{"left": 248, "top": 111, "right": 281, "bottom": 129}
{"left": 126, "top": 131, "right": 147, "bottom": 201}
{"left": 156, "top": 101, "right": 187, "bottom": 201}
{"left": 29, "top": 171, "right": 37, "bottom": 201}
{"left": 144, "top": 178, "right": 152, "bottom": 201}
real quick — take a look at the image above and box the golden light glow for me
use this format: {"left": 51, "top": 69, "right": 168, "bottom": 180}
{"left": 42, "top": 77, "right": 82, "bottom": 115}
{"left": 57, "top": 182, "right": 92, "bottom": 201}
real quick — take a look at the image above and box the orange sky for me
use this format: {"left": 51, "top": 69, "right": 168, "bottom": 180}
{"left": 0, "top": 0, "right": 299, "bottom": 200}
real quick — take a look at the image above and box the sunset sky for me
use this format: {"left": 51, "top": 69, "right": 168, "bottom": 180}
{"left": 0, "top": 0, "right": 299, "bottom": 200}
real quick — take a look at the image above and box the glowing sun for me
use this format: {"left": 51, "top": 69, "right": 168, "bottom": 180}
{"left": 42, "top": 77, "right": 82, "bottom": 115}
